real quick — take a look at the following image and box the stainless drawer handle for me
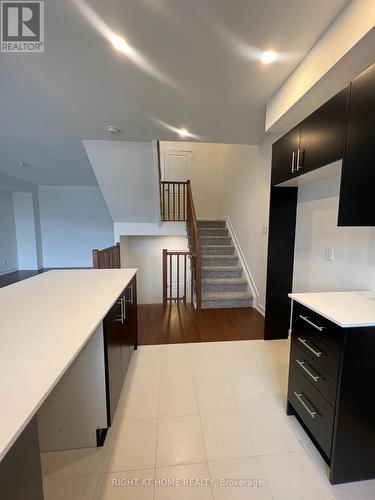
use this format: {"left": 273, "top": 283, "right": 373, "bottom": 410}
{"left": 298, "top": 337, "right": 323, "bottom": 358}
{"left": 299, "top": 315, "right": 325, "bottom": 332}
{"left": 294, "top": 392, "right": 317, "bottom": 419}
{"left": 296, "top": 359, "right": 320, "bottom": 382}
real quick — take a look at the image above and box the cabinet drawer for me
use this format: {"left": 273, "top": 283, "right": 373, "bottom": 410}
{"left": 292, "top": 330, "right": 339, "bottom": 380}
{"left": 293, "top": 303, "right": 343, "bottom": 353}
{"left": 288, "top": 364, "right": 335, "bottom": 458}
{"left": 290, "top": 341, "right": 337, "bottom": 406}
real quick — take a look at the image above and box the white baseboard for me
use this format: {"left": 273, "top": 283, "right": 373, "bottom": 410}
{"left": 223, "top": 217, "right": 260, "bottom": 311}
{"left": 256, "top": 303, "right": 265, "bottom": 316}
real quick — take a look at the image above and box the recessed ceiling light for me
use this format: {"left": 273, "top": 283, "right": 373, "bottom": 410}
{"left": 178, "top": 128, "right": 189, "bottom": 137}
{"left": 106, "top": 125, "right": 121, "bottom": 135}
{"left": 110, "top": 34, "right": 131, "bottom": 55}
{"left": 261, "top": 50, "right": 277, "bottom": 64}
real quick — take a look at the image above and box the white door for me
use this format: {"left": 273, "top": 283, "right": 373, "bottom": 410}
{"left": 162, "top": 150, "right": 194, "bottom": 189}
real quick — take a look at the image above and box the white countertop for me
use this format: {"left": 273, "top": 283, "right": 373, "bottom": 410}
{"left": 289, "top": 291, "right": 375, "bottom": 328}
{"left": 0, "top": 269, "right": 137, "bottom": 462}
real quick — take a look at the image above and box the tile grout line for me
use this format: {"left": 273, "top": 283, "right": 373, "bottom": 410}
{"left": 152, "top": 344, "right": 164, "bottom": 500}
{"left": 191, "top": 345, "right": 215, "bottom": 499}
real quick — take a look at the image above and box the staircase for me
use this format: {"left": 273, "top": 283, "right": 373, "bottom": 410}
{"left": 199, "top": 220, "right": 253, "bottom": 309}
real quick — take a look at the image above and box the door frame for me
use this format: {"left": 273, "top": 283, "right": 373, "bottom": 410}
{"left": 162, "top": 149, "right": 195, "bottom": 195}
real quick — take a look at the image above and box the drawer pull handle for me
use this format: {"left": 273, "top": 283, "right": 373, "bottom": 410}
{"left": 294, "top": 392, "right": 317, "bottom": 419}
{"left": 298, "top": 337, "right": 323, "bottom": 358}
{"left": 299, "top": 315, "right": 325, "bottom": 332}
{"left": 296, "top": 359, "right": 320, "bottom": 382}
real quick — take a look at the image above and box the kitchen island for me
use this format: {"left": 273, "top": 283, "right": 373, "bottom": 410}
{"left": 0, "top": 269, "right": 138, "bottom": 499}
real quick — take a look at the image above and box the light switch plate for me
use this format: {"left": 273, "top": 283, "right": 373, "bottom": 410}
{"left": 324, "top": 248, "right": 334, "bottom": 261}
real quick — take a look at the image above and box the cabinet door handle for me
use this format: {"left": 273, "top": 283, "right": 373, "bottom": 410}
{"left": 291, "top": 151, "right": 297, "bottom": 173}
{"left": 296, "top": 359, "right": 320, "bottom": 382}
{"left": 296, "top": 149, "right": 304, "bottom": 171}
{"left": 115, "top": 297, "right": 124, "bottom": 323}
{"left": 298, "top": 337, "right": 323, "bottom": 357}
{"left": 299, "top": 315, "right": 324, "bottom": 332}
{"left": 294, "top": 392, "right": 317, "bottom": 418}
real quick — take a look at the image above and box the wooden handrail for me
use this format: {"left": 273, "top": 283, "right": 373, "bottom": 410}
{"left": 186, "top": 180, "right": 201, "bottom": 309}
{"left": 92, "top": 242, "right": 121, "bottom": 269}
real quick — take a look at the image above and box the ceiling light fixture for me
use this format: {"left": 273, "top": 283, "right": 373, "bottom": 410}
{"left": 261, "top": 50, "right": 277, "bottom": 64}
{"left": 106, "top": 125, "right": 121, "bottom": 135}
{"left": 110, "top": 34, "right": 132, "bottom": 55}
{"left": 178, "top": 128, "right": 189, "bottom": 138}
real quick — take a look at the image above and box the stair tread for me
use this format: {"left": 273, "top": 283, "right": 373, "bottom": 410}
{"left": 201, "top": 235, "right": 230, "bottom": 239}
{"left": 202, "top": 291, "right": 252, "bottom": 300}
{"left": 202, "top": 278, "right": 247, "bottom": 284}
{"left": 202, "top": 255, "right": 238, "bottom": 259}
{"left": 202, "top": 265, "right": 242, "bottom": 270}
{"left": 202, "top": 244, "right": 234, "bottom": 248}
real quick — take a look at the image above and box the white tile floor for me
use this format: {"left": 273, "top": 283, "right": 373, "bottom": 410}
{"left": 41, "top": 339, "right": 375, "bottom": 499}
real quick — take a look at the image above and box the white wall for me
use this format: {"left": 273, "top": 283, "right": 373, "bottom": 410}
{"left": 13, "top": 191, "right": 39, "bottom": 270}
{"left": 0, "top": 190, "right": 18, "bottom": 274}
{"left": 38, "top": 186, "right": 114, "bottom": 268}
{"left": 217, "top": 140, "right": 274, "bottom": 312}
{"left": 120, "top": 235, "right": 190, "bottom": 304}
{"left": 160, "top": 141, "right": 221, "bottom": 219}
{"left": 84, "top": 140, "right": 159, "bottom": 223}
{"left": 293, "top": 172, "right": 375, "bottom": 293}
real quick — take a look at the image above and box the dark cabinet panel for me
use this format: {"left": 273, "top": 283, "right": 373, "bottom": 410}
{"left": 103, "top": 276, "right": 138, "bottom": 425}
{"left": 121, "top": 276, "right": 138, "bottom": 382}
{"left": 299, "top": 87, "right": 348, "bottom": 174}
{"left": 338, "top": 64, "right": 375, "bottom": 226}
{"left": 271, "top": 126, "right": 300, "bottom": 185}
{"left": 264, "top": 186, "right": 298, "bottom": 340}
{"left": 104, "top": 296, "right": 124, "bottom": 423}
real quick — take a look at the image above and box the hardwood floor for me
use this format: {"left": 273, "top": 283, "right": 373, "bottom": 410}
{"left": 138, "top": 303, "right": 264, "bottom": 345}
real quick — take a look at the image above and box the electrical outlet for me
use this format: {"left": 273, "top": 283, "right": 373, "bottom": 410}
{"left": 261, "top": 225, "right": 268, "bottom": 235}
{"left": 324, "top": 248, "right": 334, "bottom": 261}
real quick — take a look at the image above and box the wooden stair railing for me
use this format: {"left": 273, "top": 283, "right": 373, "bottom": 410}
{"left": 161, "top": 180, "right": 201, "bottom": 308}
{"left": 186, "top": 180, "right": 202, "bottom": 309}
{"left": 92, "top": 242, "right": 121, "bottom": 269}
{"left": 162, "top": 250, "right": 190, "bottom": 305}
{"left": 160, "top": 181, "right": 188, "bottom": 221}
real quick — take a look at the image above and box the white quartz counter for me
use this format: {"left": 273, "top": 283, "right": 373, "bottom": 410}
{"left": 289, "top": 291, "right": 375, "bottom": 328}
{"left": 0, "top": 269, "right": 137, "bottom": 461}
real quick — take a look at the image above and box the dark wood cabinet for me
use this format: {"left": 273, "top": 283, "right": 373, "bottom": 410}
{"left": 104, "top": 296, "right": 125, "bottom": 423}
{"left": 299, "top": 87, "right": 348, "bottom": 174}
{"left": 271, "top": 88, "right": 348, "bottom": 186}
{"left": 271, "top": 126, "right": 300, "bottom": 185}
{"left": 338, "top": 64, "right": 375, "bottom": 226}
{"left": 121, "top": 276, "right": 138, "bottom": 382}
{"left": 287, "top": 302, "right": 375, "bottom": 484}
{"left": 103, "top": 276, "right": 138, "bottom": 425}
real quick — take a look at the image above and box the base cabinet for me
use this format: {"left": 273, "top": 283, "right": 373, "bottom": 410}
{"left": 287, "top": 302, "right": 375, "bottom": 484}
{"left": 103, "top": 276, "right": 138, "bottom": 425}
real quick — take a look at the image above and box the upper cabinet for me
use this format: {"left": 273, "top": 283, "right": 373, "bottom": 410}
{"left": 272, "top": 89, "right": 348, "bottom": 186}
{"left": 338, "top": 64, "right": 375, "bottom": 226}
{"left": 271, "top": 126, "right": 300, "bottom": 185}
{"left": 299, "top": 87, "right": 348, "bottom": 174}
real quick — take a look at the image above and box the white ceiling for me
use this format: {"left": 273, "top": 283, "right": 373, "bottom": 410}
{"left": 0, "top": 0, "right": 349, "bottom": 186}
